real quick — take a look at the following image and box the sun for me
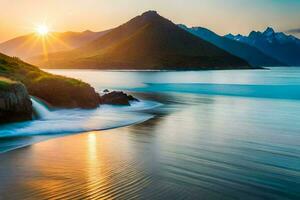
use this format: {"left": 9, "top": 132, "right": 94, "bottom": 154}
{"left": 36, "top": 25, "right": 49, "bottom": 36}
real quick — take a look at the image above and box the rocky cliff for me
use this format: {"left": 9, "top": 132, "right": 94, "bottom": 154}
{"left": 0, "top": 78, "right": 33, "bottom": 123}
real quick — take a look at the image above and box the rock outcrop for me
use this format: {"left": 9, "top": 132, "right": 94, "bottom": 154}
{"left": 0, "top": 53, "right": 100, "bottom": 109}
{"left": 100, "top": 91, "right": 139, "bottom": 106}
{"left": 0, "top": 79, "right": 33, "bottom": 123}
{"left": 27, "top": 76, "right": 100, "bottom": 108}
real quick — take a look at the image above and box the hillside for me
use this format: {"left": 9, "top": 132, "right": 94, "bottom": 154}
{"left": 0, "top": 53, "right": 99, "bottom": 108}
{"left": 179, "top": 25, "right": 285, "bottom": 66}
{"left": 30, "top": 11, "right": 251, "bottom": 70}
{"left": 0, "top": 30, "right": 109, "bottom": 60}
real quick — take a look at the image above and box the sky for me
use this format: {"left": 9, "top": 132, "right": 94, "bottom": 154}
{"left": 1, "top": 0, "right": 300, "bottom": 42}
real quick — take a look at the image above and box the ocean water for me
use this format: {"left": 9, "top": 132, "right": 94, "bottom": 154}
{"left": 0, "top": 67, "right": 300, "bottom": 199}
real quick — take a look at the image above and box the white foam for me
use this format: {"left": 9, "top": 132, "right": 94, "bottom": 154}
{"left": 31, "top": 97, "right": 52, "bottom": 119}
{"left": 0, "top": 98, "right": 161, "bottom": 139}
{"left": 99, "top": 100, "right": 163, "bottom": 112}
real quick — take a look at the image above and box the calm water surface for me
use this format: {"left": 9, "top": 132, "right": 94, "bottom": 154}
{"left": 0, "top": 67, "right": 299, "bottom": 199}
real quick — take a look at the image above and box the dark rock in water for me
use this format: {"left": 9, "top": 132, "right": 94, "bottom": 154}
{"left": 100, "top": 91, "right": 139, "bottom": 106}
{"left": 0, "top": 79, "right": 33, "bottom": 123}
{"left": 103, "top": 89, "right": 109, "bottom": 93}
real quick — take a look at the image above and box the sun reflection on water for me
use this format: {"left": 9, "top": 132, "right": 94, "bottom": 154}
{"left": 87, "top": 132, "right": 101, "bottom": 193}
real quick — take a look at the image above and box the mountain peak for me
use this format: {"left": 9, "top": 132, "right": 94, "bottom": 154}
{"left": 141, "top": 10, "right": 159, "bottom": 18}
{"left": 83, "top": 30, "right": 93, "bottom": 33}
{"left": 178, "top": 24, "right": 188, "bottom": 29}
{"left": 249, "top": 31, "right": 260, "bottom": 38}
{"left": 263, "top": 27, "right": 275, "bottom": 36}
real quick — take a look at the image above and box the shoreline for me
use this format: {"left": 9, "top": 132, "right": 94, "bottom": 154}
{"left": 44, "top": 67, "right": 266, "bottom": 72}
{"left": 0, "top": 110, "right": 154, "bottom": 154}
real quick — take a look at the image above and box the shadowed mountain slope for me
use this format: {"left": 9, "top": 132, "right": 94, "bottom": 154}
{"left": 30, "top": 11, "right": 251, "bottom": 70}
{"left": 179, "top": 25, "right": 285, "bottom": 66}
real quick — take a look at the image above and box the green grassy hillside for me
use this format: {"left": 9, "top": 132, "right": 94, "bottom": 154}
{"left": 0, "top": 77, "right": 16, "bottom": 90}
{"left": 0, "top": 53, "right": 99, "bottom": 108}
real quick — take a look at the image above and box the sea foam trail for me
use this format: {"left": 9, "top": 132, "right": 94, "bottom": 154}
{"left": 0, "top": 98, "right": 161, "bottom": 152}
{"left": 31, "top": 97, "right": 52, "bottom": 119}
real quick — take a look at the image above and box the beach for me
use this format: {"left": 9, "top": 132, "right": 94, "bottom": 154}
{"left": 0, "top": 123, "right": 217, "bottom": 200}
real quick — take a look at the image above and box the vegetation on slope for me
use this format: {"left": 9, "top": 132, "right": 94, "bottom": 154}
{"left": 0, "top": 77, "right": 16, "bottom": 90}
{"left": 0, "top": 53, "right": 99, "bottom": 108}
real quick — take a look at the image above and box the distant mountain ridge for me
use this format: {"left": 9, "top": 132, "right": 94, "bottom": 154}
{"left": 179, "top": 25, "right": 284, "bottom": 66}
{"left": 225, "top": 27, "right": 300, "bottom": 66}
{"left": 0, "top": 30, "right": 109, "bottom": 61}
{"left": 30, "top": 11, "right": 251, "bottom": 70}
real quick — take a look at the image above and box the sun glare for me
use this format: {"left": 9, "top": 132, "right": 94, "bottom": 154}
{"left": 36, "top": 25, "right": 49, "bottom": 36}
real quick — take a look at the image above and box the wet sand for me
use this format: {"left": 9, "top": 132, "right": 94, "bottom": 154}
{"left": 0, "top": 127, "right": 148, "bottom": 199}
{"left": 0, "top": 123, "right": 212, "bottom": 200}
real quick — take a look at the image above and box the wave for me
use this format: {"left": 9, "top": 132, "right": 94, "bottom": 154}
{"left": 0, "top": 98, "right": 161, "bottom": 153}
{"left": 131, "top": 83, "right": 300, "bottom": 100}
{"left": 31, "top": 97, "right": 52, "bottom": 119}
{"left": 0, "top": 99, "right": 161, "bottom": 138}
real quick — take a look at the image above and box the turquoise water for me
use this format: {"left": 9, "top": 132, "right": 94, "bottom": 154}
{"left": 0, "top": 67, "right": 300, "bottom": 199}
{"left": 49, "top": 68, "right": 300, "bottom": 199}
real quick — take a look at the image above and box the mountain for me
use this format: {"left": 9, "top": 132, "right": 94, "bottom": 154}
{"left": 30, "top": 11, "right": 252, "bottom": 70}
{"left": 225, "top": 27, "right": 300, "bottom": 66}
{"left": 179, "top": 25, "right": 284, "bottom": 66}
{"left": 0, "top": 30, "right": 109, "bottom": 60}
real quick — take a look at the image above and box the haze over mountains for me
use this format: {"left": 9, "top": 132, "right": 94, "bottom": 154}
{"left": 29, "top": 11, "right": 250, "bottom": 70}
{"left": 1, "top": 11, "right": 299, "bottom": 69}
{"left": 179, "top": 25, "right": 284, "bottom": 66}
{"left": 0, "top": 30, "right": 109, "bottom": 61}
{"left": 226, "top": 28, "right": 300, "bottom": 66}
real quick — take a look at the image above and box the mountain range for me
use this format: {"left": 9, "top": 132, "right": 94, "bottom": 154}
{"left": 1, "top": 11, "right": 298, "bottom": 69}
{"left": 178, "top": 25, "right": 284, "bottom": 66}
{"left": 28, "top": 11, "right": 250, "bottom": 70}
{"left": 0, "top": 30, "right": 109, "bottom": 61}
{"left": 225, "top": 27, "right": 300, "bottom": 66}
